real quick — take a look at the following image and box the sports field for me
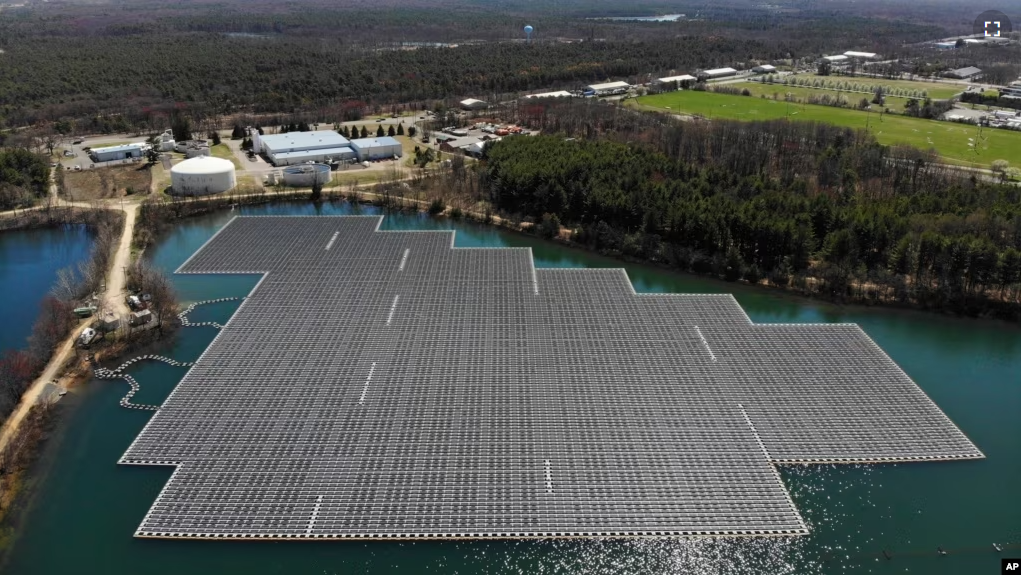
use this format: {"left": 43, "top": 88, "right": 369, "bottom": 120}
{"left": 634, "top": 90, "right": 1021, "bottom": 168}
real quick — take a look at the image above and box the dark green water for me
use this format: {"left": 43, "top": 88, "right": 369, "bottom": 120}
{"left": 1, "top": 202, "right": 1018, "bottom": 574}
{"left": 0, "top": 226, "right": 92, "bottom": 355}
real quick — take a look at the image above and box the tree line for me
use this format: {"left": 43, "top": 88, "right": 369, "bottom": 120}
{"left": 476, "top": 105, "right": 1021, "bottom": 319}
{"left": 0, "top": 0, "right": 948, "bottom": 130}
{"left": 0, "top": 149, "right": 50, "bottom": 211}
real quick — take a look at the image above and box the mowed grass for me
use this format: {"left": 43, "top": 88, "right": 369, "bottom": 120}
{"left": 735, "top": 82, "right": 916, "bottom": 112}
{"left": 788, "top": 74, "right": 962, "bottom": 100}
{"left": 210, "top": 144, "right": 242, "bottom": 169}
{"left": 635, "top": 90, "right": 1021, "bottom": 168}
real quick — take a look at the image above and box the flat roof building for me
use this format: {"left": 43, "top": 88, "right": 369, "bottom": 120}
{"left": 459, "top": 98, "right": 489, "bottom": 110}
{"left": 752, "top": 65, "right": 776, "bottom": 73}
{"left": 701, "top": 67, "right": 738, "bottom": 79}
{"left": 585, "top": 81, "right": 631, "bottom": 95}
{"left": 935, "top": 41, "right": 958, "bottom": 50}
{"left": 945, "top": 66, "right": 982, "bottom": 79}
{"left": 90, "top": 143, "right": 146, "bottom": 162}
{"left": 255, "top": 130, "right": 351, "bottom": 165}
{"left": 822, "top": 55, "right": 849, "bottom": 63}
{"left": 524, "top": 90, "right": 573, "bottom": 99}
{"left": 843, "top": 51, "right": 878, "bottom": 59}
{"left": 655, "top": 74, "right": 697, "bottom": 84}
{"left": 349, "top": 137, "right": 402, "bottom": 161}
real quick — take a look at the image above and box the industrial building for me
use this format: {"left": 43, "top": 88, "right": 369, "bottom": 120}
{"left": 1001, "top": 84, "right": 1021, "bottom": 100}
{"left": 459, "top": 98, "right": 489, "bottom": 110}
{"left": 653, "top": 74, "right": 697, "bottom": 89}
{"left": 350, "top": 137, "right": 402, "bottom": 161}
{"left": 935, "top": 41, "right": 958, "bottom": 50}
{"left": 175, "top": 140, "right": 210, "bottom": 158}
{"left": 700, "top": 67, "right": 738, "bottom": 79}
{"left": 89, "top": 143, "right": 145, "bottom": 162}
{"left": 821, "top": 55, "right": 849, "bottom": 63}
{"left": 584, "top": 81, "right": 631, "bottom": 96}
{"left": 843, "top": 51, "right": 878, "bottom": 59}
{"left": 945, "top": 66, "right": 982, "bottom": 79}
{"left": 120, "top": 216, "right": 982, "bottom": 540}
{"left": 751, "top": 65, "right": 776, "bottom": 74}
{"left": 254, "top": 130, "right": 355, "bottom": 166}
{"left": 523, "top": 90, "right": 573, "bottom": 99}
{"left": 170, "top": 156, "right": 236, "bottom": 196}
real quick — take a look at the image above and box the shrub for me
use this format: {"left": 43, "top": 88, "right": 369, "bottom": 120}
{"left": 428, "top": 198, "right": 445, "bottom": 215}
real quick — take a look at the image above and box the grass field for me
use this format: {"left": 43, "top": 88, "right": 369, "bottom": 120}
{"left": 635, "top": 90, "right": 1021, "bottom": 168}
{"left": 735, "top": 82, "right": 916, "bottom": 112}
{"left": 63, "top": 164, "right": 152, "bottom": 200}
{"left": 787, "top": 75, "right": 962, "bottom": 100}
{"left": 210, "top": 144, "right": 242, "bottom": 169}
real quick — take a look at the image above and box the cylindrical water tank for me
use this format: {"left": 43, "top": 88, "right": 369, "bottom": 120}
{"left": 170, "top": 156, "right": 236, "bottom": 196}
{"left": 282, "top": 163, "right": 331, "bottom": 188}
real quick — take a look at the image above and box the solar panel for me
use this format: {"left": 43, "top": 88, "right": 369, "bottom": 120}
{"left": 120, "top": 216, "right": 982, "bottom": 540}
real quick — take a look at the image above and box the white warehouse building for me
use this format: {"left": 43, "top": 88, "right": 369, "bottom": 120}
{"left": 254, "top": 130, "right": 356, "bottom": 166}
{"left": 700, "top": 67, "right": 738, "bottom": 79}
{"left": 585, "top": 81, "right": 631, "bottom": 95}
{"left": 170, "top": 156, "right": 236, "bottom": 196}
{"left": 90, "top": 143, "right": 146, "bottom": 162}
{"left": 350, "top": 137, "right": 403, "bottom": 161}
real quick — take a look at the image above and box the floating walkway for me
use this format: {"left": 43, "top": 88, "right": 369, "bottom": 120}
{"left": 93, "top": 355, "right": 194, "bottom": 411}
{"left": 177, "top": 297, "right": 243, "bottom": 329}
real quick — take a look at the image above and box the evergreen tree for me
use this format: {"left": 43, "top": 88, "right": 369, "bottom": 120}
{"left": 360, "top": 126, "right": 369, "bottom": 138}
{"left": 376, "top": 125, "right": 386, "bottom": 137}
{"left": 397, "top": 124, "right": 405, "bottom": 136}
{"left": 387, "top": 125, "right": 396, "bottom": 137}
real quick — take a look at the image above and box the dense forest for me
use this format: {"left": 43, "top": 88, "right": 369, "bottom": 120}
{"left": 471, "top": 99, "right": 1021, "bottom": 319}
{"left": 0, "top": 149, "right": 51, "bottom": 210}
{"left": 0, "top": 0, "right": 958, "bottom": 129}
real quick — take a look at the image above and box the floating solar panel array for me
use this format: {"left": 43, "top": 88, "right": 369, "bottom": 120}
{"left": 120, "top": 216, "right": 983, "bottom": 540}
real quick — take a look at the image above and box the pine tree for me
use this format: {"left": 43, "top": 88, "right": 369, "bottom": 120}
{"left": 360, "top": 126, "right": 369, "bottom": 138}
{"left": 397, "top": 124, "right": 405, "bottom": 136}
{"left": 376, "top": 125, "right": 386, "bottom": 137}
{"left": 387, "top": 125, "right": 396, "bottom": 137}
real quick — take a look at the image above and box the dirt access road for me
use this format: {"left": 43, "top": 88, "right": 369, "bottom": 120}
{"left": 0, "top": 197, "right": 139, "bottom": 455}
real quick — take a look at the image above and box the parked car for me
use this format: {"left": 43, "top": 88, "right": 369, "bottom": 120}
{"left": 72, "top": 139, "right": 83, "bottom": 145}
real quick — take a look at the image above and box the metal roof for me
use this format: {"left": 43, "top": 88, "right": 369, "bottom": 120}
{"left": 91, "top": 143, "right": 145, "bottom": 154}
{"left": 822, "top": 55, "right": 849, "bottom": 61}
{"left": 702, "top": 67, "right": 738, "bottom": 76}
{"left": 272, "top": 146, "right": 355, "bottom": 160}
{"left": 586, "top": 81, "right": 630, "bottom": 91}
{"left": 657, "top": 75, "right": 697, "bottom": 83}
{"left": 259, "top": 131, "right": 350, "bottom": 153}
{"left": 350, "top": 137, "right": 401, "bottom": 148}
{"left": 843, "top": 51, "right": 877, "bottom": 58}
{"left": 524, "top": 90, "right": 573, "bottom": 99}
{"left": 121, "top": 216, "right": 982, "bottom": 540}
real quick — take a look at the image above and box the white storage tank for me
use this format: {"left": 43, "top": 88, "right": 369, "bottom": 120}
{"left": 170, "top": 156, "right": 236, "bottom": 196}
{"left": 282, "top": 163, "right": 331, "bottom": 187}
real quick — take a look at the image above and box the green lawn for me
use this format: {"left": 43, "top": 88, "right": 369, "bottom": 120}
{"left": 734, "top": 82, "right": 915, "bottom": 112}
{"left": 635, "top": 90, "right": 1021, "bottom": 169}
{"left": 210, "top": 144, "right": 242, "bottom": 169}
{"left": 787, "top": 74, "right": 961, "bottom": 100}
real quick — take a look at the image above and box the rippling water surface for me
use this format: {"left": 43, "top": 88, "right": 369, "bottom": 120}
{"left": 1, "top": 202, "right": 1017, "bottom": 574}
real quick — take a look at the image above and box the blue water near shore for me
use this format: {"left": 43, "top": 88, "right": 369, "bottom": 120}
{"left": 0, "top": 225, "right": 92, "bottom": 355}
{"left": 0, "top": 201, "right": 1018, "bottom": 574}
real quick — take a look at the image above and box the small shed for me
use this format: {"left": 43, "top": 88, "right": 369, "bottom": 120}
{"left": 129, "top": 309, "right": 153, "bottom": 326}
